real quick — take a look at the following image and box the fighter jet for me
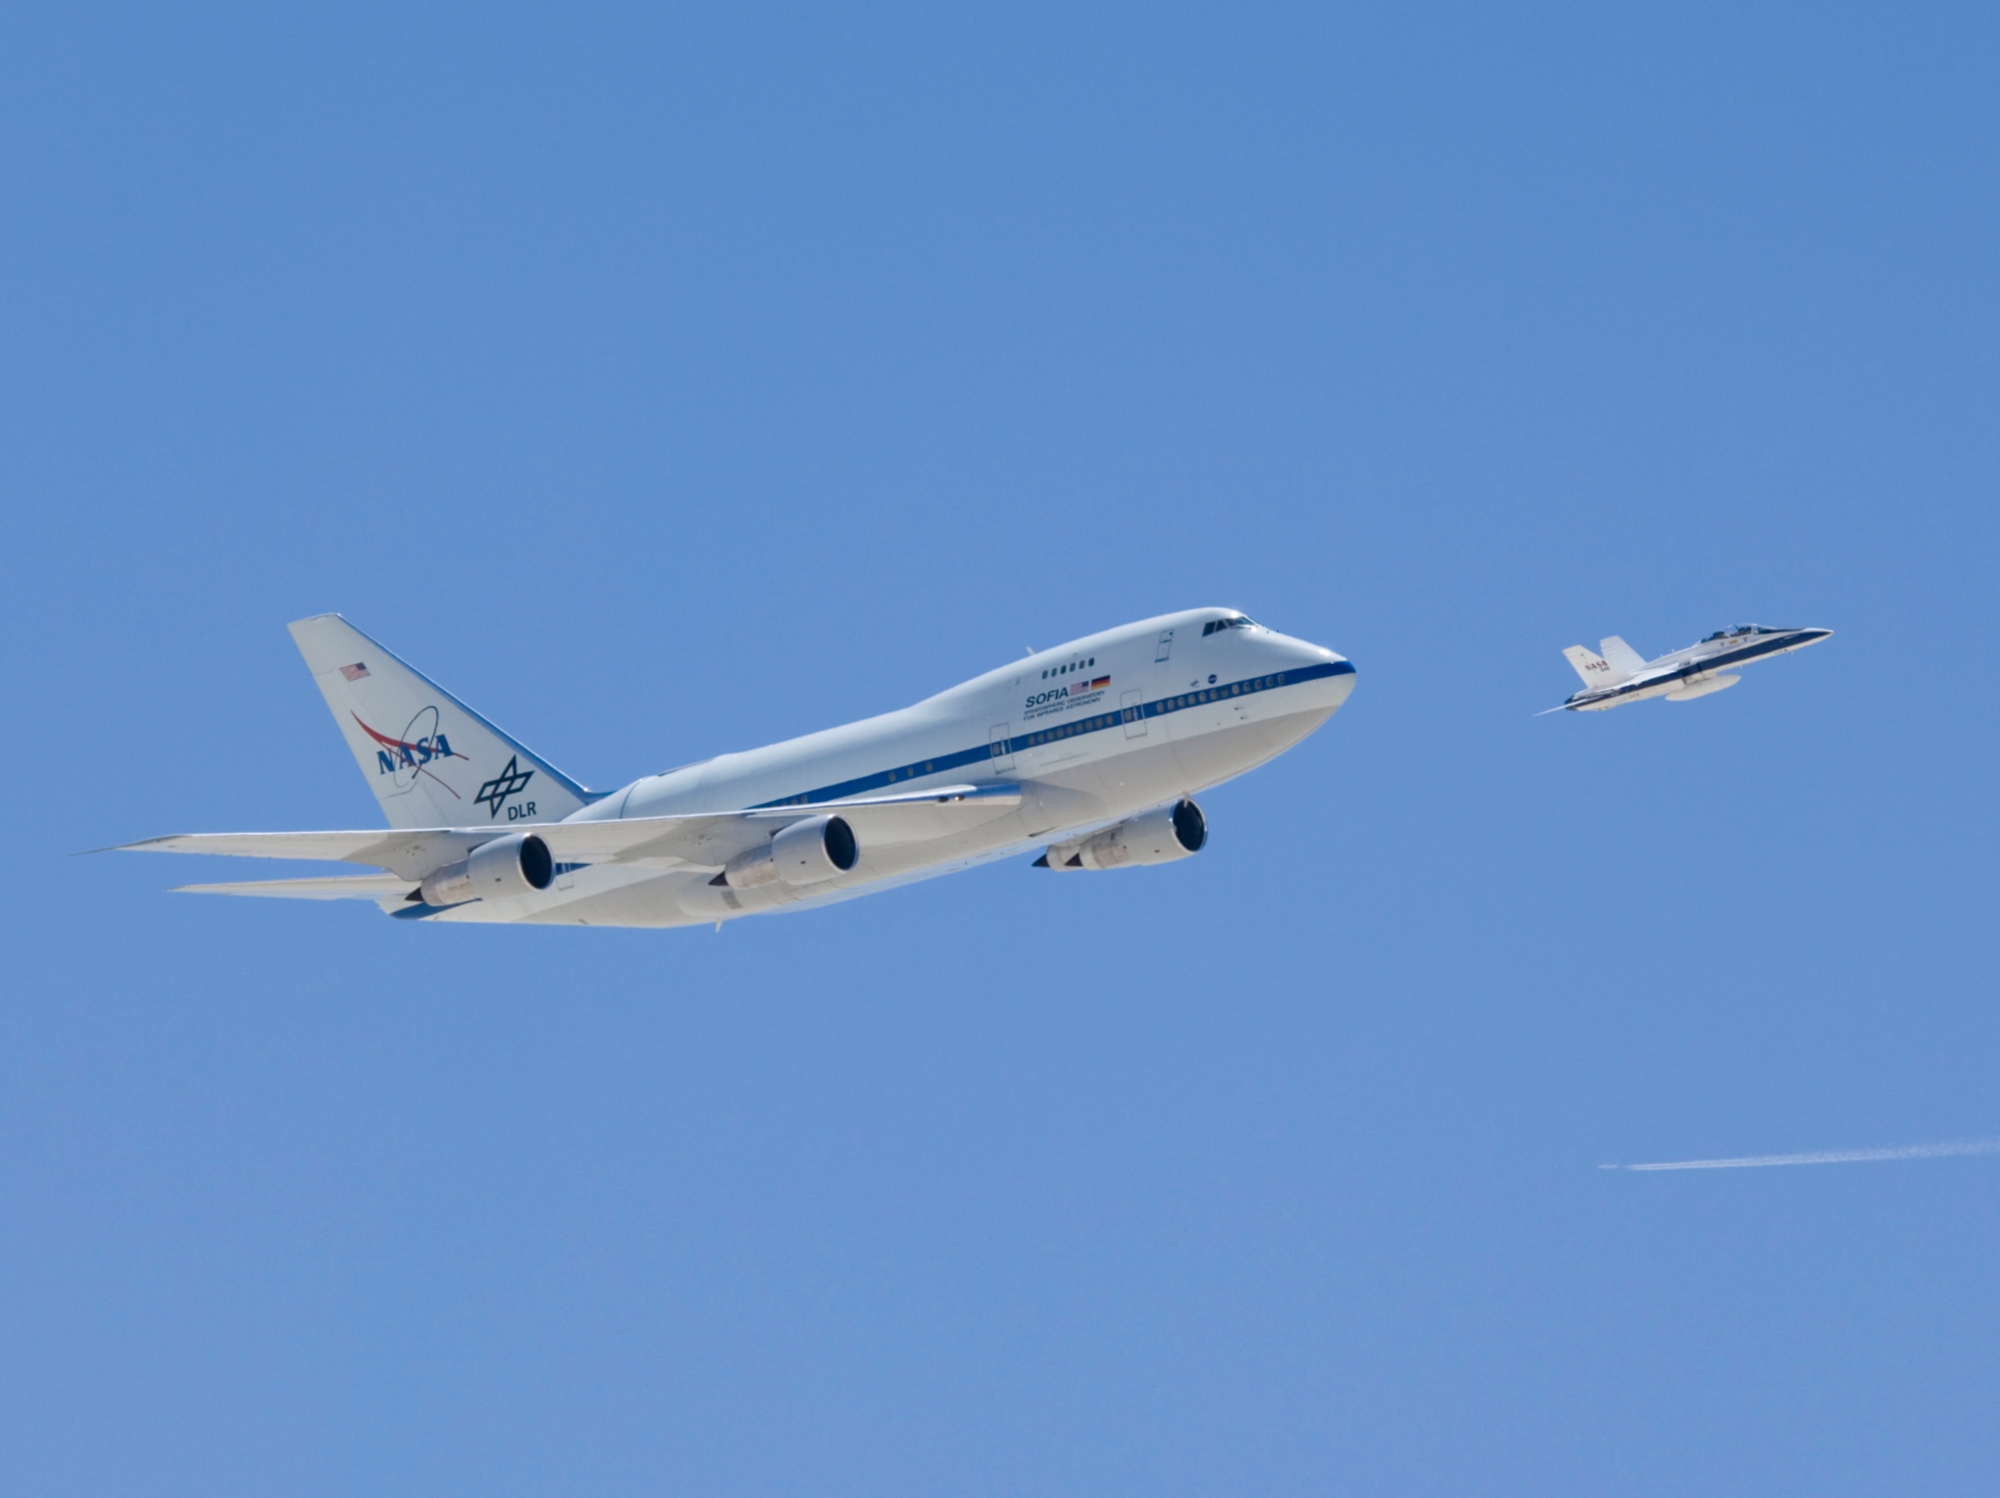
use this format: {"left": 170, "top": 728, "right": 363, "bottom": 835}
{"left": 1554, "top": 623, "right": 1831, "bottom": 711}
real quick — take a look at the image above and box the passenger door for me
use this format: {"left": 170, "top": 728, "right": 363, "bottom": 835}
{"left": 1122, "top": 689, "right": 1147, "bottom": 738}
{"left": 989, "top": 723, "right": 1015, "bottom": 771}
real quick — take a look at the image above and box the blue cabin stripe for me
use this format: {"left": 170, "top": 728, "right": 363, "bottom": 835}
{"left": 752, "top": 660, "right": 1355, "bottom": 809}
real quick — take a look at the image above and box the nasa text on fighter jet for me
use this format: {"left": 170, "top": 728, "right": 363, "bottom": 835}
{"left": 115, "top": 611, "right": 1356, "bottom": 928}
{"left": 1556, "top": 624, "right": 1831, "bottom": 712}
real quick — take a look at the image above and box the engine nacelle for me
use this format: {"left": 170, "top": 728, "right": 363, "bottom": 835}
{"left": 418, "top": 832, "right": 555, "bottom": 906}
{"left": 1038, "top": 799, "right": 1207, "bottom": 871}
{"left": 717, "top": 814, "right": 859, "bottom": 889}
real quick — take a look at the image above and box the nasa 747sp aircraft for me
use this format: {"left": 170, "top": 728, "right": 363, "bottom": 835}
{"left": 116, "top": 610, "right": 1356, "bottom": 928}
{"left": 1556, "top": 624, "right": 1831, "bottom": 712}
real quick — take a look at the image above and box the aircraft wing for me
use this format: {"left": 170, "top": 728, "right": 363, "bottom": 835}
{"left": 748, "top": 782, "right": 1022, "bottom": 843}
{"left": 116, "top": 783, "right": 1024, "bottom": 878}
{"left": 563, "top": 784, "right": 1023, "bottom": 866}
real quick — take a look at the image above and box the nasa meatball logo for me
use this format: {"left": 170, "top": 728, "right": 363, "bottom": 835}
{"left": 353, "top": 707, "right": 468, "bottom": 791}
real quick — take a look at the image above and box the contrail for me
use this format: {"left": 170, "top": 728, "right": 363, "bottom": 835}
{"left": 1600, "top": 1138, "right": 2000, "bottom": 1172}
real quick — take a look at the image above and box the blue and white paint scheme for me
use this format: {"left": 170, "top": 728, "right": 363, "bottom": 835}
{"left": 117, "top": 610, "right": 1357, "bottom": 929}
{"left": 1557, "top": 624, "right": 1832, "bottom": 712}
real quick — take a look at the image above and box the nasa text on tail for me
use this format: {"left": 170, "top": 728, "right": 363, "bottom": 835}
{"left": 113, "top": 610, "right": 1355, "bottom": 929}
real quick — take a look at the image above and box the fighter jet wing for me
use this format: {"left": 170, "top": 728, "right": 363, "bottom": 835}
{"left": 114, "top": 783, "right": 1025, "bottom": 879}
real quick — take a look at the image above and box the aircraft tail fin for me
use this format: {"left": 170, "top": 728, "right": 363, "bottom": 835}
{"left": 1599, "top": 636, "right": 1649, "bottom": 678}
{"left": 287, "top": 614, "right": 593, "bottom": 830}
{"left": 1563, "top": 645, "right": 1624, "bottom": 689}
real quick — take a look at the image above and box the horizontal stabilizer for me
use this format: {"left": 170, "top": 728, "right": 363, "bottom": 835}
{"left": 119, "top": 828, "right": 505, "bottom": 880}
{"left": 174, "top": 874, "right": 415, "bottom": 901}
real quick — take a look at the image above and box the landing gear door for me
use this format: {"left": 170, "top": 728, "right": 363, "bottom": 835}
{"left": 989, "top": 723, "right": 1015, "bottom": 772}
{"left": 1122, "top": 689, "right": 1147, "bottom": 738}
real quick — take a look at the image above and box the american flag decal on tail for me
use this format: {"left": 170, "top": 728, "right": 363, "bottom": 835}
{"left": 340, "top": 662, "right": 370, "bottom": 681}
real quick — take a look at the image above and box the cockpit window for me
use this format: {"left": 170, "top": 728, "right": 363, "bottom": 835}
{"left": 1201, "top": 614, "right": 1258, "bottom": 637}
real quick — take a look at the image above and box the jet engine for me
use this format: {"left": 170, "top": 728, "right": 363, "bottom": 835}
{"left": 715, "top": 814, "right": 859, "bottom": 889}
{"left": 1036, "top": 798, "right": 1207, "bottom": 871}
{"left": 417, "top": 832, "right": 555, "bottom": 905}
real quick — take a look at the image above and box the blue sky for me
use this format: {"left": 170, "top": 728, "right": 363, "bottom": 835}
{"left": 5, "top": 4, "right": 1998, "bottom": 1492}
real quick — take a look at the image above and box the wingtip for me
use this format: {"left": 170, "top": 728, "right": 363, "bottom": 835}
{"left": 90, "top": 836, "right": 183, "bottom": 854}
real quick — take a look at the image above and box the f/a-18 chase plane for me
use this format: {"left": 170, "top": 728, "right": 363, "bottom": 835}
{"left": 114, "top": 611, "right": 1356, "bottom": 929}
{"left": 1555, "top": 623, "right": 1831, "bottom": 712}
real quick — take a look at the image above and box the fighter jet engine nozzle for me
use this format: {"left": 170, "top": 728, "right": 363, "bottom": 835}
{"left": 418, "top": 832, "right": 555, "bottom": 905}
{"left": 721, "top": 814, "right": 860, "bottom": 889}
{"left": 1037, "top": 798, "right": 1207, "bottom": 871}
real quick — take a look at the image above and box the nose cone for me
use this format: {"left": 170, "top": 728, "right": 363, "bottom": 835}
{"left": 1795, "top": 628, "right": 1834, "bottom": 647}
{"left": 1325, "top": 660, "right": 1357, "bottom": 709}
{"left": 1264, "top": 632, "right": 1356, "bottom": 709}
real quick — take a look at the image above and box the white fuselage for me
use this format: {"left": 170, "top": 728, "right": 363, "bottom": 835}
{"left": 458, "top": 609, "right": 1355, "bottom": 928}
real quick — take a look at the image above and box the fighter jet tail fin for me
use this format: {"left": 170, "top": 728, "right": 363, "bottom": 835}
{"left": 1563, "top": 645, "right": 1625, "bottom": 688}
{"left": 1599, "top": 636, "right": 1649, "bottom": 677}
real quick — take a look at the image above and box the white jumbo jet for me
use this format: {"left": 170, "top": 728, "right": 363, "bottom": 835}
{"left": 1555, "top": 623, "right": 1832, "bottom": 712}
{"left": 115, "top": 610, "right": 1356, "bottom": 928}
